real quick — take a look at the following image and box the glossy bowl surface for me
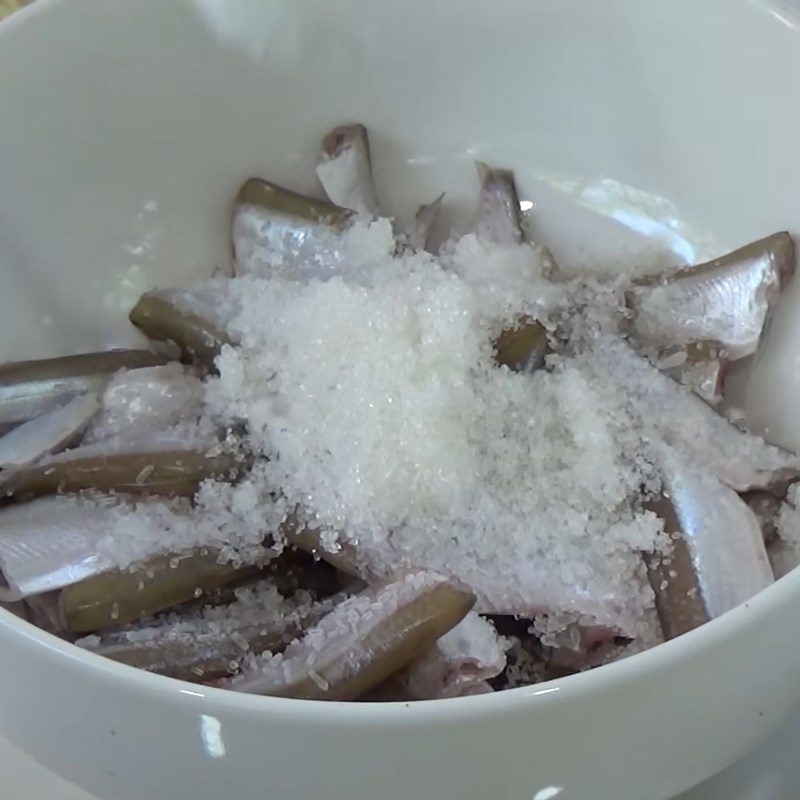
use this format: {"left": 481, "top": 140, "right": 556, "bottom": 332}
{"left": 2, "top": 2, "right": 800, "bottom": 798}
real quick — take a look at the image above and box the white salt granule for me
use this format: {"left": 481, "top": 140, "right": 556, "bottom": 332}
{"left": 84, "top": 482, "right": 275, "bottom": 572}
{"left": 196, "top": 224, "right": 674, "bottom": 636}
{"left": 308, "top": 671, "right": 329, "bottom": 691}
{"left": 442, "top": 233, "right": 562, "bottom": 314}
{"left": 579, "top": 336, "right": 799, "bottom": 493}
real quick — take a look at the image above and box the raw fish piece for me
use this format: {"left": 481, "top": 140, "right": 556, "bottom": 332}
{"left": 406, "top": 193, "right": 445, "bottom": 252}
{"left": 0, "top": 433, "right": 240, "bottom": 500}
{"left": 0, "top": 496, "right": 120, "bottom": 601}
{"left": 590, "top": 337, "right": 800, "bottom": 493}
{"left": 228, "top": 572, "right": 474, "bottom": 699}
{"left": 0, "top": 393, "right": 99, "bottom": 468}
{"left": 84, "top": 363, "right": 203, "bottom": 444}
{"left": 316, "top": 124, "right": 380, "bottom": 216}
{"left": 400, "top": 611, "right": 506, "bottom": 699}
{"left": 79, "top": 589, "right": 343, "bottom": 682}
{"left": 62, "top": 551, "right": 260, "bottom": 633}
{"left": 0, "top": 350, "right": 167, "bottom": 429}
{"left": 475, "top": 162, "right": 524, "bottom": 246}
{"left": 129, "top": 289, "right": 236, "bottom": 371}
{"left": 232, "top": 177, "right": 353, "bottom": 276}
{"left": 630, "top": 232, "right": 796, "bottom": 359}
{"left": 645, "top": 453, "right": 774, "bottom": 639}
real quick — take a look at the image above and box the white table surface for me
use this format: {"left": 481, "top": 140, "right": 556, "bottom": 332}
{"left": 3, "top": 704, "right": 800, "bottom": 800}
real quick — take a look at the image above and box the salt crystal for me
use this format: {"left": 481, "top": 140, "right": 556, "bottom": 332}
{"left": 308, "top": 671, "right": 329, "bottom": 691}
{"left": 135, "top": 465, "right": 155, "bottom": 485}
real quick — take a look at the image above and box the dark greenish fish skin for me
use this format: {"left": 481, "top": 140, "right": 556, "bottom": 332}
{"left": 645, "top": 458, "right": 774, "bottom": 641}
{"left": 494, "top": 317, "right": 550, "bottom": 374}
{"left": 61, "top": 552, "right": 261, "bottom": 633}
{"left": 0, "top": 447, "right": 241, "bottom": 501}
{"left": 237, "top": 177, "right": 353, "bottom": 228}
{"left": 129, "top": 290, "right": 235, "bottom": 372}
{"left": 643, "top": 493, "right": 710, "bottom": 641}
{"left": 82, "top": 590, "right": 342, "bottom": 683}
{"left": 475, "top": 164, "right": 551, "bottom": 374}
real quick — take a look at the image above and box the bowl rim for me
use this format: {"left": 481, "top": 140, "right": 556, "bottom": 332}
{"left": 1, "top": 0, "right": 798, "bottom": 724}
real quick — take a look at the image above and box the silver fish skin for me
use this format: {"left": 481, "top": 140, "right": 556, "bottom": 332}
{"left": 0, "top": 496, "right": 119, "bottom": 601}
{"left": 316, "top": 124, "right": 380, "bottom": 216}
{"left": 232, "top": 178, "right": 353, "bottom": 277}
{"left": 474, "top": 162, "right": 560, "bottom": 275}
{"left": 406, "top": 193, "right": 445, "bottom": 253}
{"left": 0, "top": 393, "right": 99, "bottom": 469}
{"left": 630, "top": 232, "right": 796, "bottom": 360}
{"left": 590, "top": 337, "right": 800, "bottom": 493}
{"left": 662, "top": 452, "right": 774, "bottom": 619}
{"left": 0, "top": 350, "right": 167, "bottom": 429}
{"left": 475, "top": 162, "right": 524, "bottom": 246}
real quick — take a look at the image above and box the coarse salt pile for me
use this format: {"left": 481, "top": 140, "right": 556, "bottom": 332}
{"left": 199, "top": 217, "right": 668, "bottom": 637}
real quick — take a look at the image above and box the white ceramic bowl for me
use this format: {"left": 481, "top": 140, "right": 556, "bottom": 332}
{"left": 2, "top": 2, "right": 800, "bottom": 798}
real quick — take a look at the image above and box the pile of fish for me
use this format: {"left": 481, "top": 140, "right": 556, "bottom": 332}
{"left": 0, "top": 122, "right": 797, "bottom": 700}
